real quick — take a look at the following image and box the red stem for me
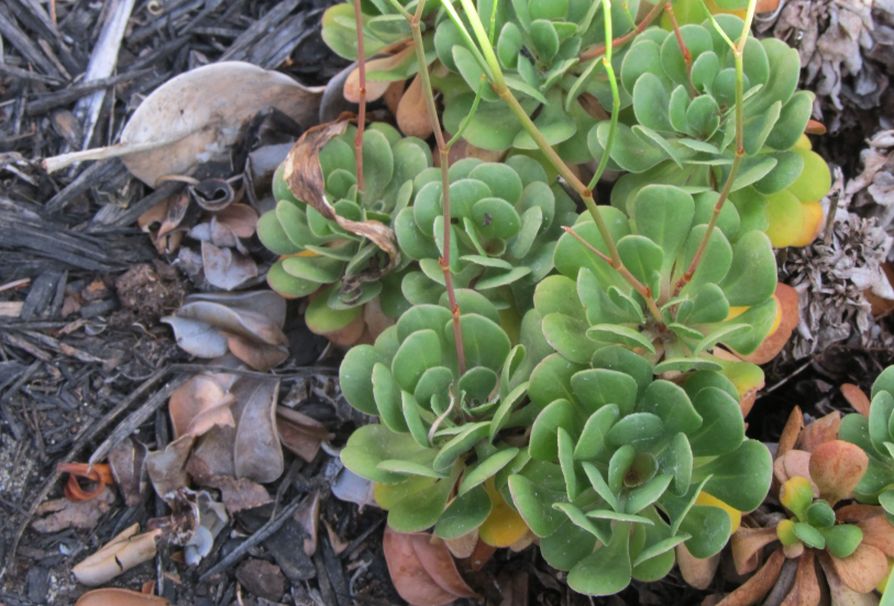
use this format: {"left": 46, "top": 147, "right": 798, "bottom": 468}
{"left": 579, "top": 1, "right": 666, "bottom": 61}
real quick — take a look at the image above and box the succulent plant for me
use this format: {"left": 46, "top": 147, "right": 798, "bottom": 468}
{"left": 509, "top": 350, "right": 772, "bottom": 596}
{"left": 338, "top": 294, "right": 552, "bottom": 545}
{"left": 394, "top": 155, "right": 577, "bottom": 312}
{"left": 599, "top": 15, "right": 830, "bottom": 248}
{"left": 257, "top": 122, "right": 432, "bottom": 341}
{"left": 535, "top": 183, "right": 778, "bottom": 383}
{"left": 840, "top": 366, "right": 894, "bottom": 522}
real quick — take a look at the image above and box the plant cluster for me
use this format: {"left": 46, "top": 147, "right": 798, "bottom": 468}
{"left": 255, "top": 0, "right": 843, "bottom": 599}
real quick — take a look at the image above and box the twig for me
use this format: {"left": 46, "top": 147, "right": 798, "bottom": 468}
{"left": 352, "top": 0, "right": 367, "bottom": 197}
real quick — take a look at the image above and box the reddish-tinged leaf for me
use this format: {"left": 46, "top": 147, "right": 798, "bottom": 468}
{"left": 809, "top": 440, "right": 868, "bottom": 504}
{"left": 827, "top": 542, "right": 890, "bottom": 593}
{"left": 840, "top": 384, "right": 871, "bottom": 417}
{"left": 731, "top": 526, "right": 779, "bottom": 576}
{"left": 777, "top": 406, "right": 804, "bottom": 460}
{"left": 742, "top": 284, "right": 799, "bottom": 365}
{"left": 837, "top": 503, "right": 885, "bottom": 523}
{"left": 857, "top": 513, "right": 894, "bottom": 557}
{"left": 276, "top": 407, "right": 332, "bottom": 463}
{"left": 383, "top": 80, "right": 405, "bottom": 115}
{"left": 75, "top": 588, "right": 169, "bottom": 606}
{"left": 820, "top": 558, "right": 880, "bottom": 606}
{"left": 773, "top": 450, "right": 815, "bottom": 489}
{"left": 779, "top": 550, "right": 820, "bottom": 606}
{"left": 363, "top": 296, "right": 394, "bottom": 342}
{"left": 466, "top": 538, "right": 496, "bottom": 572}
{"left": 717, "top": 548, "right": 785, "bottom": 606}
{"left": 677, "top": 543, "right": 721, "bottom": 589}
{"left": 397, "top": 75, "right": 433, "bottom": 138}
{"left": 798, "top": 411, "right": 841, "bottom": 453}
{"left": 343, "top": 48, "right": 414, "bottom": 102}
{"left": 383, "top": 529, "right": 476, "bottom": 606}
{"left": 213, "top": 203, "right": 258, "bottom": 239}
{"left": 58, "top": 462, "right": 114, "bottom": 502}
{"left": 804, "top": 119, "right": 827, "bottom": 135}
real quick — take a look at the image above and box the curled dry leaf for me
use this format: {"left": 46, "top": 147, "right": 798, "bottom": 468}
{"left": 108, "top": 438, "right": 149, "bottom": 507}
{"left": 45, "top": 63, "right": 323, "bottom": 184}
{"left": 282, "top": 120, "right": 400, "bottom": 271}
{"left": 202, "top": 475, "right": 272, "bottom": 515}
{"left": 808, "top": 440, "right": 869, "bottom": 504}
{"left": 676, "top": 544, "right": 721, "bottom": 590}
{"left": 798, "top": 411, "right": 841, "bottom": 453}
{"left": 730, "top": 526, "right": 780, "bottom": 576}
{"left": 276, "top": 406, "right": 333, "bottom": 463}
{"left": 58, "top": 462, "right": 114, "bottom": 501}
{"left": 396, "top": 75, "right": 433, "bottom": 138}
{"left": 75, "top": 588, "right": 169, "bottom": 606}
{"left": 73, "top": 523, "right": 162, "bottom": 586}
{"left": 297, "top": 491, "right": 321, "bottom": 556}
{"left": 200, "top": 241, "right": 258, "bottom": 291}
{"left": 383, "top": 528, "right": 477, "bottom": 606}
{"left": 825, "top": 542, "right": 889, "bottom": 594}
{"left": 163, "top": 291, "right": 288, "bottom": 371}
{"left": 841, "top": 383, "right": 871, "bottom": 416}
{"left": 33, "top": 487, "right": 115, "bottom": 533}
{"left": 232, "top": 378, "right": 284, "bottom": 484}
{"left": 146, "top": 435, "right": 195, "bottom": 498}
{"left": 168, "top": 373, "right": 235, "bottom": 439}
{"left": 717, "top": 548, "right": 785, "bottom": 606}
{"left": 741, "top": 284, "right": 799, "bottom": 365}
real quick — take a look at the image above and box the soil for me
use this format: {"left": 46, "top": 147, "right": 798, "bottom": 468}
{"left": 1, "top": 1, "right": 892, "bottom": 605}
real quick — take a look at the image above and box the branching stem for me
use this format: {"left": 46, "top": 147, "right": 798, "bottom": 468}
{"left": 579, "top": 1, "right": 665, "bottom": 61}
{"left": 664, "top": 2, "right": 696, "bottom": 95}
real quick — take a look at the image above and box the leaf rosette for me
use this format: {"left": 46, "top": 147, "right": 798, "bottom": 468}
{"left": 536, "top": 183, "right": 778, "bottom": 382}
{"left": 840, "top": 366, "right": 894, "bottom": 522}
{"left": 258, "top": 122, "right": 431, "bottom": 339}
{"left": 338, "top": 295, "right": 552, "bottom": 542}
{"left": 510, "top": 349, "right": 772, "bottom": 596}
{"left": 395, "top": 155, "right": 576, "bottom": 311}
{"left": 597, "top": 15, "right": 830, "bottom": 247}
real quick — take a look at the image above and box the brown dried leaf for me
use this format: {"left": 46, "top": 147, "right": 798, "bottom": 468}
{"left": 343, "top": 48, "right": 414, "bottom": 103}
{"left": 443, "top": 531, "right": 479, "bottom": 560}
{"left": 75, "top": 588, "right": 169, "bottom": 606}
{"left": 819, "top": 557, "right": 880, "bottom": 606}
{"left": 742, "top": 284, "right": 799, "bottom": 365}
{"left": 676, "top": 543, "right": 721, "bottom": 589}
{"left": 841, "top": 383, "right": 871, "bottom": 416}
{"left": 146, "top": 435, "right": 195, "bottom": 498}
{"left": 383, "top": 529, "right": 478, "bottom": 606}
{"left": 225, "top": 333, "right": 289, "bottom": 371}
{"left": 72, "top": 524, "right": 162, "bottom": 586}
{"left": 808, "top": 439, "right": 868, "bottom": 504}
{"left": 297, "top": 491, "right": 321, "bottom": 556}
{"left": 213, "top": 203, "right": 258, "bottom": 239}
{"left": 828, "top": 542, "right": 889, "bottom": 593}
{"left": 837, "top": 503, "right": 885, "bottom": 523}
{"left": 276, "top": 406, "right": 332, "bottom": 463}
{"left": 779, "top": 550, "right": 820, "bottom": 606}
{"left": 282, "top": 120, "right": 400, "bottom": 271}
{"left": 798, "top": 411, "right": 841, "bottom": 453}
{"left": 778, "top": 406, "right": 804, "bottom": 460}
{"left": 730, "top": 526, "right": 779, "bottom": 576}
{"left": 232, "top": 378, "right": 284, "bottom": 484}
{"left": 396, "top": 74, "right": 433, "bottom": 138}
{"left": 186, "top": 425, "right": 237, "bottom": 480}
{"left": 773, "top": 450, "right": 816, "bottom": 489}
{"left": 857, "top": 513, "right": 894, "bottom": 558}
{"left": 204, "top": 474, "right": 272, "bottom": 514}
{"left": 717, "top": 548, "right": 785, "bottom": 606}
{"left": 168, "top": 374, "right": 235, "bottom": 439}
{"left": 200, "top": 241, "right": 258, "bottom": 291}
{"left": 108, "top": 438, "right": 148, "bottom": 508}
{"left": 383, "top": 80, "right": 405, "bottom": 115}
{"left": 466, "top": 539, "right": 496, "bottom": 572}
{"left": 32, "top": 488, "right": 116, "bottom": 533}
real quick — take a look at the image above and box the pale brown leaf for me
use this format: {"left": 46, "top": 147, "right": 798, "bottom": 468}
{"left": 808, "top": 440, "right": 868, "bottom": 504}
{"left": 828, "top": 542, "right": 889, "bottom": 593}
{"left": 773, "top": 450, "right": 816, "bottom": 490}
{"left": 168, "top": 374, "right": 235, "bottom": 439}
{"left": 798, "top": 411, "right": 841, "bottom": 453}
{"left": 443, "top": 531, "right": 479, "bottom": 560}
{"left": 717, "top": 548, "right": 785, "bottom": 606}
{"left": 778, "top": 406, "right": 804, "bottom": 460}
{"left": 75, "top": 588, "right": 169, "bottom": 606}
{"left": 73, "top": 524, "right": 162, "bottom": 586}
{"left": 232, "top": 378, "right": 284, "bottom": 484}
{"left": 200, "top": 241, "right": 258, "bottom": 291}
{"left": 857, "top": 512, "right": 894, "bottom": 558}
{"left": 820, "top": 557, "right": 881, "bottom": 606}
{"left": 396, "top": 74, "right": 433, "bottom": 138}
{"left": 731, "top": 526, "right": 780, "bottom": 576}
{"left": 276, "top": 406, "right": 332, "bottom": 463}
{"left": 225, "top": 333, "right": 289, "bottom": 372}
{"left": 779, "top": 550, "right": 820, "bottom": 606}
{"left": 383, "top": 529, "right": 477, "bottom": 606}
{"left": 32, "top": 488, "right": 116, "bottom": 533}
{"left": 213, "top": 203, "right": 258, "bottom": 239}
{"left": 676, "top": 543, "right": 721, "bottom": 589}
{"left": 343, "top": 48, "right": 414, "bottom": 103}
{"left": 145, "top": 435, "right": 195, "bottom": 498}
{"left": 841, "top": 383, "right": 871, "bottom": 416}
{"left": 108, "top": 438, "right": 148, "bottom": 508}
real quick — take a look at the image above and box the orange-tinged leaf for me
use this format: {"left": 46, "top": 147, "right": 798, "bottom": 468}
{"left": 837, "top": 503, "right": 886, "bottom": 523}
{"left": 841, "top": 384, "right": 871, "bottom": 417}
{"left": 676, "top": 543, "right": 720, "bottom": 590}
{"left": 168, "top": 374, "right": 235, "bottom": 439}
{"left": 443, "top": 530, "right": 478, "bottom": 559}
{"left": 731, "top": 526, "right": 780, "bottom": 576}
{"left": 382, "top": 529, "right": 477, "bottom": 606}
{"left": 820, "top": 554, "right": 882, "bottom": 606}
{"left": 778, "top": 406, "right": 804, "bottom": 459}
{"left": 829, "top": 542, "right": 890, "bottom": 593}
{"left": 805, "top": 120, "right": 827, "bottom": 135}
{"left": 779, "top": 550, "right": 820, "bottom": 606}
{"left": 75, "top": 588, "right": 169, "bottom": 606}
{"left": 396, "top": 74, "right": 433, "bottom": 138}
{"left": 742, "top": 284, "right": 799, "bottom": 365}
{"left": 717, "top": 548, "right": 785, "bottom": 606}
{"left": 774, "top": 450, "right": 815, "bottom": 490}
{"left": 343, "top": 48, "right": 415, "bottom": 102}
{"left": 478, "top": 483, "right": 530, "bottom": 548}
{"left": 857, "top": 514, "right": 894, "bottom": 558}
{"left": 798, "top": 411, "right": 841, "bottom": 453}
{"left": 809, "top": 440, "right": 868, "bottom": 504}
{"left": 791, "top": 201, "right": 824, "bottom": 247}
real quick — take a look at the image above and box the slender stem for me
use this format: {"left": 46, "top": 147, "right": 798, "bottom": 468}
{"left": 588, "top": 0, "right": 620, "bottom": 191}
{"left": 674, "top": 1, "right": 758, "bottom": 294}
{"left": 579, "top": 0, "right": 665, "bottom": 61}
{"left": 352, "top": 0, "right": 367, "bottom": 198}
{"left": 563, "top": 227, "right": 665, "bottom": 327}
{"left": 664, "top": 1, "right": 696, "bottom": 96}
{"left": 408, "top": 1, "right": 467, "bottom": 374}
